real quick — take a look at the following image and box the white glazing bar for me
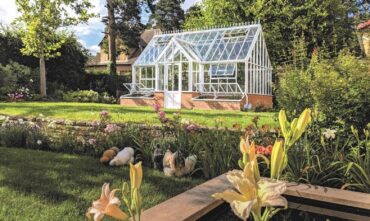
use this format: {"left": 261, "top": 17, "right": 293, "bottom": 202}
{"left": 253, "top": 46, "right": 256, "bottom": 94}
{"left": 259, "top": 33, "right": 262, "bottom": 94}
{"left": 199, "top": 64, "right": 204, "bottom": 92}
{"left": 198, "top": 32, "right": 213, "bottom": 55}
{"left": 189, "top": 62, "right": 193, "bottom": 91}
{"left": 235, "top": 28, "right": 251, "bottom": 60}
{"left": 203, "top": 32, "right": 220, "bottom": 61}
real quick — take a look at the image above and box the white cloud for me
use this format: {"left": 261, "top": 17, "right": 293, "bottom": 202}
{"left": 88, "top": 45, "right": 100, "bottom": 54}
{"left": 0, "top": 0, "right": 18, "bottom": 25}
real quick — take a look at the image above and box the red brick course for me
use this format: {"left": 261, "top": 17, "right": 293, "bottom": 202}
{"left": 120, "top": 92, "right": 273, "bottom": 110}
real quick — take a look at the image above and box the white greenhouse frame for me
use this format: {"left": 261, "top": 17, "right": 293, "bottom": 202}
{"left": 125, "top": 22, "right": 272, "bottom": 106}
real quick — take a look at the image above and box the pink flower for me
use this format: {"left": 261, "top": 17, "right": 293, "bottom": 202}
{"left": 158, "top": 111, "right": 166, "bottom": 119}
{"left": 256, "top": 145, "right": 266, "bottom": 155}
{"left": 152, "top": 104, "right": 161, "bottom": 113}
{"left": 88, "top": 138, "right": 97, "bottom": 146}
{"left": 91, "top": 121, "right": 101, "bottom": 127}
{"left": 100, "top": 110, "right": 109, "bottom": 117}
{"left": 186, "top": 123, "right": 198, "bottom": 132}
{"left": 104, "top": 124, "right": 121, "bottom": 133}
{"left": 264, "top": 145, "right": 273, "bottom": 155}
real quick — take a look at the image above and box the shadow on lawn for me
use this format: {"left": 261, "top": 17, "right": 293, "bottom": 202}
{"left": 0, "top": 147, "right": 202, "bottom": 209}
{"left": 0, "top": 148, "right": 121, "bottom": 203}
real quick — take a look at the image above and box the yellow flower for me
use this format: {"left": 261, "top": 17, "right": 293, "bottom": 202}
{"left": 130, "top": 161, "right": 143, "bottom": 190}
{"left": 86, "top": 183, "right": 129, "bottom": 221}
{"left": 213, "top": 163, "right": 287, "bottom": 221}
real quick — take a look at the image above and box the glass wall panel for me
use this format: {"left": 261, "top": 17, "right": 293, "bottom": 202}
{"left": 192, "top": 63, "right": 199, "bottom": 91}
{"left": 158, "top": 65, "right": 165, "bottom": 90}
{"left": 181, "top": 63, "right": 189, "bottom": 91}
{"left": 139, "top": 66, "right": 155, "bottom": 89}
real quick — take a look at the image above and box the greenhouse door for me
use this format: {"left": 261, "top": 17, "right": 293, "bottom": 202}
{"left": 164, "top": 63, "right": 181, "bottom": 109}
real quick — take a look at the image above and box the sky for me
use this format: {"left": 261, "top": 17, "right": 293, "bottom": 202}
{"left": 0, "top": 0, "right": 200, "bottom": 55}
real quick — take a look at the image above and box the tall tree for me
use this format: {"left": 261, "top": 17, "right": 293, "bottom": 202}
{"left": 116, "top": 0, "right": 143, "bottom": 51}
{"left": 152, "top": 0, "right": 185, "bottom": 31}
{"left": 107, "top": 0, "right": 117, "bottom": 75}
{"left": 14, "top": 0, "right": 94, "bottom": 96}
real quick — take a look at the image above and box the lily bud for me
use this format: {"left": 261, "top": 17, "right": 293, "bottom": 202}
{"left": 122, "top": 182, "right": 130, "bottom": 196}
{"left": 270, "top": 140, "right": 285, "bottom": 179}
{"left": 290, "top": 109, "right": 311, "bottom": 145}
{"left": 279, "top": 110, "right": 290, "bottom": 138}
{"left": 130, "top": 162, "right": 143, "bottom": 190}
{"left": 239, "top": 137, "right": 248, "bottom": 154}
{"left": 131, "top": 188, "right": 142, "bottom": 215}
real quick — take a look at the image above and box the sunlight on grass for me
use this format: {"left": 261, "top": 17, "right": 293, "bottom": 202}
{"left": 0, "top": 102, "right": 277, "bottom": 127}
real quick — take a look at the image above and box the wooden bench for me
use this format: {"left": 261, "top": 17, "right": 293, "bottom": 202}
{"left": 141, "top": 174, "right": 370, "bottom": 221}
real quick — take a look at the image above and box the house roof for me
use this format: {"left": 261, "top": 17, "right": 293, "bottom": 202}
{"left": 86, "top": 29, "right": 159, "bottom": 67}
{"left": 357, "top": 20, "right": 370, "bottom": 30}
{"left": 134, "top": 24, "right": 262, "bottom": 66}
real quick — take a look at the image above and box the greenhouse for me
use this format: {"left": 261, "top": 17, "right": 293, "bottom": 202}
{"left": 121, "top": 22, "right": 273, "bottom": 110}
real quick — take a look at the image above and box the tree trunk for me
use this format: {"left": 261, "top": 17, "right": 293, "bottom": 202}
{"left": 107, "top": 0, "right": 117, "bottom": 75}
{"left": 39, "top": 56, "right": 47, "bottom": 97}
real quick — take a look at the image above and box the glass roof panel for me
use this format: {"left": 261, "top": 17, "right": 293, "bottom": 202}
{"left": 134, "top": 24, "right": 261, "bottom": 65}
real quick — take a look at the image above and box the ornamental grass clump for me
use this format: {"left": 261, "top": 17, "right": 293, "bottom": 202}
{"left": 214, "top": 108, "right": 312, "bottom": 221}
{"left": 86, "top": 161, "right": 143, "bottom": 221}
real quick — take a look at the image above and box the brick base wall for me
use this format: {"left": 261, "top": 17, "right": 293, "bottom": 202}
{"left": 120, "top": 97, "right": 157, "bottom": 107}
{"left": 247, "top": 94, "right": 273, "bottom": 108}
{"left": 191, "top": 99, "right": 243, "bottom": 111}
{"left": 120, "top": 92, "right": 273, "bottom": 111}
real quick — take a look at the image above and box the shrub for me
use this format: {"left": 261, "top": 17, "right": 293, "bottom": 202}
{"left": 62, "top": 90, "right": 100, "bottom": 103}
{"left": 310, "top": 53, "right": 369, "bottom": 128}
{"left": 275, "top": 67, "right": 314, "bottom": 117}
{"left": 62, "top": 90, "right": 117, "bottom": 104}
{"left": 0, "top": 120, "right": 49, "bottom": 150}
{"left": 276, "top": 50, "right": 370, "bottom": 128}
{"left": 81, "top": 74, "right": 131, "bottom": 97}
{"left": 0, "top": 61, "right": 37, "bottom": 101}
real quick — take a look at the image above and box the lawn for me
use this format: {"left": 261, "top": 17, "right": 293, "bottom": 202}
{"left": 0, "top": 102, "right": 277, "bottom": 128}
{"left": 0, "top": 147, "right": 203, "bottom": 221}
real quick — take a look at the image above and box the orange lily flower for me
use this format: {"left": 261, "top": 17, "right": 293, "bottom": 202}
{"left": 86, "top": 183, "right": 128, "bottom": 221}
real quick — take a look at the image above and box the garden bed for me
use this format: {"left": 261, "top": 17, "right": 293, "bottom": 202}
{"left": 0, "top": 102, "right": 277, "bottom": 128}
{"left": 0, "top": 147, "right": 204, "bottom": 221}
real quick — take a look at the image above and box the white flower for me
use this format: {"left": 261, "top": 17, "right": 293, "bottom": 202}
{"left": 18, "top": 119, "right": 24, "bottom": 125}
{"left": 47, "top": 121, "right": 57, "bottom": 129}
{"left": 323, "top": 129, "right": 337, "bottom": 140}
{"left": 181, "top": 118, "right": 192, "bottom": 125}
{"left": 37, "top": 140, "right": 42, "bottom": 145}
{"left": 38, "top": 114, "right": 44, "bottom": 118}
{"left": 0, "top": 115, "right": 6, "bottom": 121}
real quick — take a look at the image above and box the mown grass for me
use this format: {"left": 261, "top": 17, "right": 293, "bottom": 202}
{"left": 0, "top": 102, "right": 277, "bottom": 128}
{"left": 0, "top": 147, "right": 203, "bottom": 221}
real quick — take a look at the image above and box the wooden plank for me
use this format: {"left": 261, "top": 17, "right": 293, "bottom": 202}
{"left": 141, "top": 174, "right": 231, "bottom": 221}
{"left": 288, "top": 202, "right": 369, "bottom": 221}
{"left": 141, "top": 175, "right": 370, "bottom": 221}
{"left": 285, "top": 182, "right": 370, "bottom": 210}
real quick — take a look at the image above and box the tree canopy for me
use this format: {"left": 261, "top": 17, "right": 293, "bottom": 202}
{"left": 152, "top": 0, "right": 185, "bottom": 31}
{"left": 184, "top": 0, "right": 370, "bottom": 65}
{"left": 14, "top": 0, "right": 95, "bottom": 96}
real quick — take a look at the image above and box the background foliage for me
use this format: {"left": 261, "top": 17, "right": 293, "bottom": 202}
{"left": 184, "top": 0, "right": 369, "bottom": 65}
{"left": 276, "top": 50, "right": 370, "bottom": 129}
